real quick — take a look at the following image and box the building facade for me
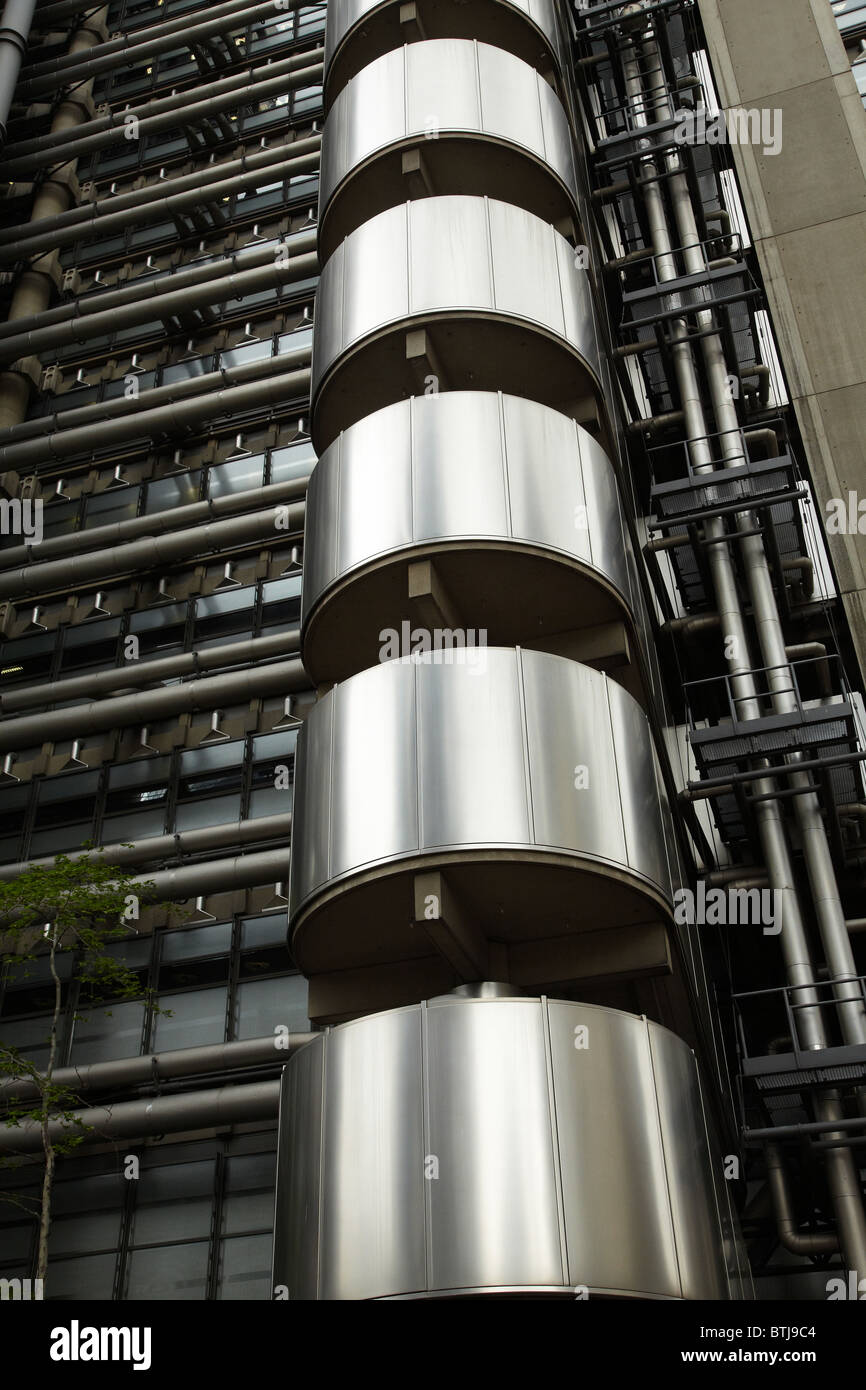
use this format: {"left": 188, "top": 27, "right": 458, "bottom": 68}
{"left": 0, "top": 0, "right": 864, "bottom": 1301}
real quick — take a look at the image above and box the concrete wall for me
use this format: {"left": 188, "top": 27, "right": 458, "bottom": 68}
{"left": 699, "top": 0, "right": 866, "bottom": 677}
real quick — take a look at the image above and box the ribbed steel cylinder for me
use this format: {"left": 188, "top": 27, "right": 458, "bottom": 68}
{"left": 323, "top": 0, "right": 565, "bottom": 110}
{"left": 273, "top": 992, "right": 747, "bottom": 1299}
{"left": 301, "top": 391, "right": 643, "bottom": 695}
{"left": 289, "top": 648, "right": 675, "bottom": 1012}
{"left": 310, "top": 195, "right": 609, "bottom": 452}
{"left": 319, "top": 39, "right": 580, "bottom": 260}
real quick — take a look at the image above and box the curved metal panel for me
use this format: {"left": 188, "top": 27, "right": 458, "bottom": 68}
{"left": 320, "top": 1006, "right": 426, "bottom": 1300}
{"left": 319, "top": 41, "right": 579, "bottom": 259}
{"left": 323, "top": 0, "right": 566, "bottom": 109}
{"left": 273, "top": 995, "right": 735, "bottom": 1299}
{"left": 648, "top": 1020, "right": 731, "bottom": 1302}
{"left": 301, "top": 392, "right": 637, "bottom": 686}
{"left": 288, "top": 649, "right": 673, "bottom": 978}
{"left": 310, "top": 196, "right": 608, "bottom": 453}
{"left": 425, "top": 999, "right": 565, "bottom": 1291}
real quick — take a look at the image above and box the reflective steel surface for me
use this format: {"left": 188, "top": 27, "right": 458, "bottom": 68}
{"left": 319, "top": 40, "right": 579, "bottom": 258}
{"left": 310, "top": 196, "right": 607, "bottom": 451}
{"left": 273, "top": 994, "right": 735, "bottom": 1299}
{"left": 301, "top": 392, "right": 638, "bottom": 683}
{"left": 289, "top": 649, "right": 675, "bottom": 976}
{"left": 323, "top": 0, "right": 565, "bottom": 107}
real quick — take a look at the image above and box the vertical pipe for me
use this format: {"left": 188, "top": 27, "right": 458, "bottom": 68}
{"left": 629, "top": 11, "right": 866, "bottom": 1276}
{"left": 621, "top": 41, "right": 824, "bottom": 1051}
{"left": 0, "top": 5, "right": 108, "bottom": 429}
{"left": 0, "top": 0, "right": 36, "bottom": 141}
{"left": 645, "top": 35, "right": 866, "bottom": 1050}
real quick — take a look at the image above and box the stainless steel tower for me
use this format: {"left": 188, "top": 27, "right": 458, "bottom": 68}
{"left": 273, "top": 0, "right": 749, "bottom": 1300}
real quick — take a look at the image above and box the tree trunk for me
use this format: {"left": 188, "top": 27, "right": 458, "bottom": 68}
{"left": 35, "top": 927, "right": 61, "bottom": 1285}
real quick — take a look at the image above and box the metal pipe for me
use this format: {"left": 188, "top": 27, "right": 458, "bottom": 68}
{"left": 0, "top": 626, "right": 301, "bottom": 712}
{"left": 655, "top": 41, "right": 866, "bottom": 1052}
{"left": 633, "top": 13, "right": 866, "bottom": 1273}
{"left": 0, "top": 655, "right": 307, "bottom": 749}
{"left": 622, "top": 38, "right": 824, "bottom": 1053}
{"left": 0, "top": 810, "right": 293, "bottom": 880}
{"left": 748, "top": 1118, "right": 866, "bottom": 1142}
{"left": 18, "top": 0, "right": 310, "bottom": 98}
{"left": 0, "top": 340, "right": 311, "bottom": 452}
{"left": 0, "top": 364, "right": 311, "bottom": 471}
{"left": 134, "top": 847, "right": 289, "bottom": 899}
{"left": 785, "top": 643, "right": 831, "bottom": 696}
{"left": 764, "top": 1145, "right": 839, "bottom": 1255}
{"left": 0, "top": 250, "right": 318, "bottom": 359}
{"left": 0, "top": 1031, "right": 313, "bottom": 1102}
{"left": 30, "top": 0, "right": 286, "bottom": 73}
{"left": 0, "top": 146, "right": 320, "bottom": 267}
{"left": 0, "top": 494, "right": 304, "bottom": 600}
{"left": 0, "top": 52, "right": 323, "bottom": 175}
{"left": 0, "top": 142, "right": 320, "bottom": 262}
{"left": 0, "top": 7, "right": 106, "bottom": 434}
{"left": 0, "top": 0, "right": 37, "bottom": 141}
{"left": 705, "top": 867, "right": 770, "bottom": 888}
{"left": 0, "top": 1078, "right": 281, "bottom": 1152}
{"left": 3, "top": 43, "right": 322, "bottom": 166}
{"left": 0, "top": 469, "right": 310, "bottom": 570}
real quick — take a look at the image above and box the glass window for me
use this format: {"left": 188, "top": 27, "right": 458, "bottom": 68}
{"left": 207, "top": 455, "right": 265, "bottom": 498}
{"left": 217, "top": 1234, "right": 272, "bottom": 1300}
{"left": 131, "top": 1159, "right": 215, "bottom": 1244}
{"left": 0, "top": 1221, "right": 34, "bottom": 1263}
{"left": 177, "top": 741, "right": 243, "bottom": 796}
{"left": 193, "top": 587, "right": 256, "bottom": 643}
{"left": 152, "top": 986, "right": 228, "bottom": 1050}
{"left": 3, "top": 950, "right": 74, "bottom": 991}
{"left": 59, "top": 618, "right": 122, "bottom": 673}
{"left": 144, "top": 472, "right": 201, "bottom": 513}
{"left": 33, "top": 770, "right": 100, "bottom": 828}
{"left": 30, "top": 823, "right": 95, "bottom": 855}
{"left": 70, "top": 1001, "right": 146, "bottom": 1064}
{"left": 240, "top": 914, "right": 287, "bottom": 950}
{"left": 85, "top": 487, "right": 140, "bottom": 526}
{"left": 50, "top": 1209, "right": 122, "bottom": 1256}
{"left": 260, "top": 575, "right": 302, "bottom": 630}
{"left": 0, "top": 632, "right": 55, "bottom": 686}
{"left": 0, "top": 783, "right": 29, "bottom": 845}
{"left": 161, "top": 922, "right": 232, "bottom": 962}
{"left": 106, "top": 757, "right": 170, "bottom": 816}
{"left": 129, "top": 603, "right": 188, "bottom": 656}
{"left": 48, "top": 1252, "right": 117, "bottom": 1300}
{"left": 233, "top": 974, "right": 307, "bottom": 1040}
{"left": 53, "top": 1172, "right": 126, "bottom": 1216}
{"left": 100, "top": 936, "right": 152, "bottom": 971}
{"left": 276, "top": 326, "right": 314, "bottom": 354}
{"left": 0, "top": 1014, "right": 53, "bottom": 1067}
{"left": 162, "top": 358, "right": 210, "bottom": 385}
{"left": 39, "top": 498, "right": 79, "bottom": 539}
{"left": 125, "top": 1241, "right": 209, "bottom": 1300}
{"left": 269, "top": 438, "right": 316, "bottom": 483}
{"left": 173, "top": 795, "right": 242, "bottom": 832}
{"left": 218, "top": 342, "right": 271, "bottom": 369}
{"left": 101, "top": 807, "right": 166, "bottom": 843}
